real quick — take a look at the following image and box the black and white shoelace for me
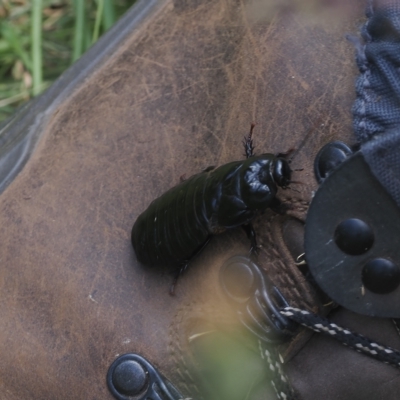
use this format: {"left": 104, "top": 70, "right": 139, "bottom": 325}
{"left": 281, "top": 307, "right": 400, "bottom": 368}
{"left": 263, "top": 307, "right": 400, "bottom": 400}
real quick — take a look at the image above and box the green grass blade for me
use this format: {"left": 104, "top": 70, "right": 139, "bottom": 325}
{"left": 92, "top": 0, "right": 104, "bottom": 44}
{"left": 1, "top": 22, "right": 33, "bottom": 71}
{"left": 31, "top": 0, "right": 43, "bottom": 96}
{"left": 102, "top": 0, "right": 116, "bottom": 31}
{"left": 72, "top": 0, "right": 85, "bottom": 62}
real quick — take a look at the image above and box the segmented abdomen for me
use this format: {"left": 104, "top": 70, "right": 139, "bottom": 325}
{"left": 131, "top": 172, "right": 211, "bottom": 267}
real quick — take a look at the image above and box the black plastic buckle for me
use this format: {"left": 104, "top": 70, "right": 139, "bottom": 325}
{"left": 306, "top": 142, "right": 400, "bottom": 318}
{"left": 219, "top": 255, "right": 297, "bottom": 343}
{"left": 107, "top": 354, "right": 184, "bottom": 400}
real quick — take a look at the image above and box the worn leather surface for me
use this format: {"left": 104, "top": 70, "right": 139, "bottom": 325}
{"left": 1, "top": 0, "right": 397, "bottom": 399}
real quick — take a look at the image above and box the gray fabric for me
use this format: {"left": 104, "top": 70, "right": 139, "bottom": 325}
{"left": 363, "top": 131, "right": 400, "bottom": 209}
{"left": 352, "top": 1, "right": 400, "bottom": 208}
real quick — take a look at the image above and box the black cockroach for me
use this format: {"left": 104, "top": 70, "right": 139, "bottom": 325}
{"left": 131, "top": 124, "right": 296, "bottom": 294}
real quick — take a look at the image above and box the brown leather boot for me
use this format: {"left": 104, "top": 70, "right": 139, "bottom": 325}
{"left": 1, "top": 0, "right": 399, "bottom": 399}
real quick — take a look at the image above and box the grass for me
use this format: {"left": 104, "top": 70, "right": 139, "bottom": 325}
{"left": 0, "top": 0, "right": 136, "bottom": 123}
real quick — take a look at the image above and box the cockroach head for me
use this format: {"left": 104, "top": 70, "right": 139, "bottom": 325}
{"left": 241, "top": 157, "right": 282, "bottom": 210}
{"left": 273, "top": 158, "right": 292, "bottom": 189}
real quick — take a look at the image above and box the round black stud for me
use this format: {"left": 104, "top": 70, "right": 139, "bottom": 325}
{"left": 107, "top": 354, "right": 149, "bottom": 399}
{"left": 334, "top": 218, "right": 374, "bottom": 255}
{"left": 362, "top": 258, "right": 400, "bottom": 294}
{"left": 220, "top": 256, "right": 255, "bottom": 300}
{"left": 112, "top": 360, "right": 147, "bottom": 396}
{"left": 107, "top": 354, "right": 184, "bottom": 400}
{"left": 314, "top": 141, "right": 353, "bottom": 183}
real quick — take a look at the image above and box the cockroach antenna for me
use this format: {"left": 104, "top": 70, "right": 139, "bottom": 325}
{"left": 276, "top": 148, "right": 295, "bottom": 159}
{"left": 243, "top": 123, "right": 256, "bottom": 158}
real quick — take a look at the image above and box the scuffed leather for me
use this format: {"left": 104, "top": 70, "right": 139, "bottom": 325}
{"left": 1, "top": 0, "right": 395, "bottom": 399}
